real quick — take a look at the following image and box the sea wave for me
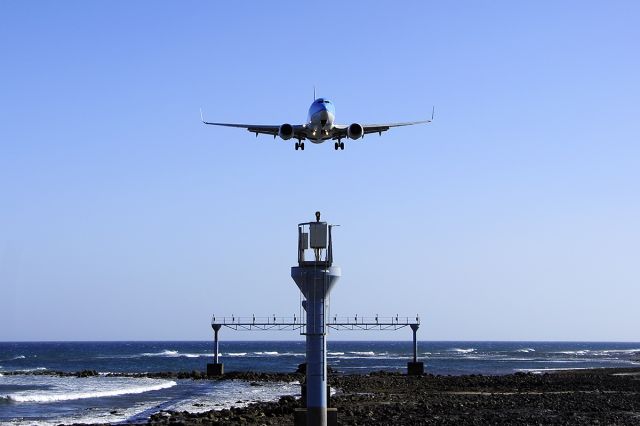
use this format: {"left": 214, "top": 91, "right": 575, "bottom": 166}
{"left": 7, "top": 367, "right": 48, "bottom": 373}
{"left": 515, "top": 348, "right": 535, "bottom": 353}
{"left": 1, "top": 355, "right": 26, "bottom": 362}
{"left": 555, "top": 350, "right": 589, "bottom": 356}
{"left": 327, "top": 352, "right": 345, "bottom": 356}
{"left": 2, "top": 380, "right": 176, "bottom": 403}
{"left": 225, "top": 352, "right": 248, "bottom": 357}
{"left": 449, "top": 348, "right": 476, "bottom": 354}
{"left": 515, "top": 367, "right": 595, "bottom": 374}
{"left": 139, "top": 350, "right": 210, "bottom": 358}
{"left": 598, "top": 348, "right": 640, "bottom": 355}
{"left": 348, "top": 351, "right": 375, "bottom": 356}
{"left": 141, "top": 350, "right": 179, "bottom": 357}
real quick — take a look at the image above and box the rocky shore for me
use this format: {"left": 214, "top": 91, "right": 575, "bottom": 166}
{"left": 10, "top": 368, "right": 640, "bottom": 424}
{"left": 144, "top": 368, "right": 640, "bottom": 425}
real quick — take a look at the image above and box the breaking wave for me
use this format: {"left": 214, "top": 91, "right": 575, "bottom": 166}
{"left": 141, "top": 350, "right": 179, "bottom": 357}
{"left": 598, "top": 348, "right": 640, "bottom": 355}
{"left": 1, "top": 355, "right": 26, "bottom": 362}
{"left": 7, "top": 368, "right": 47, "bottom": 373}
{"left": 348, "top": 351, "right": 375, "bottom": 356}
{"left": 1, "top": 380, "right": 176, "bottom": 403}
{"left": 247, "top": 352, "right": 303, "bottom": 357}
{"left": 449, "top": 348, "right": 476, "bottom": 354}
{"left": 556, "top": 350, "right": 589, "bottom": 356}
{"left": 139, "top": 350, "right": 209, "bottom": 358}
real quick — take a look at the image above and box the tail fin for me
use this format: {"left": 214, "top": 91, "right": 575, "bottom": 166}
{"left": 313, "top": 86, "right": 316, "bottom": 101}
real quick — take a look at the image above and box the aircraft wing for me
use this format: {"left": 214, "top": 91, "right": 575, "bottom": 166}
{"left": 201, "top": 111, "right": 307, "bottom": 139}
{"left": 362, "top": 119, "right": 432, "bottom": 135}
{"left": 331, "top": 119, "right": 432, "bottom": 140}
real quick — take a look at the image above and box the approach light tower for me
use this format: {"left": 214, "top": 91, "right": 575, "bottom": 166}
{"left": 291, "top": 212, "right": 341, "bottom": 426}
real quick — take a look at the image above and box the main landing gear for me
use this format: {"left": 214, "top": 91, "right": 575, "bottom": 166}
{"left": 295, "top": 142, "right": 305, "bottom": 151}
{"left": 334, "top": 141, "right": 345, "bottom": 150}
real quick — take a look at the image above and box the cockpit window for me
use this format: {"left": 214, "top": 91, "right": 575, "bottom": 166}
{"left": 323, "top": 100, "right": 331, "bottom": 103}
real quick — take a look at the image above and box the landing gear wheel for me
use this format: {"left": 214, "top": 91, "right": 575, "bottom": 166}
{"left": 340, "top": 142, "right": 345, "bottom": 150}
{"left": 300, "top": 142, "right": 305, "bottom": 150}
{"left": 334, "top": 142, "right": 339, "bottom": 150}
{"left": 295, "top": 142, "right": 299, "bottom": 150}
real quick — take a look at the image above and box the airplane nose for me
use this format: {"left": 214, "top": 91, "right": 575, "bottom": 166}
{"left": 319, "top": 110, "right": 329, "bottom": 127}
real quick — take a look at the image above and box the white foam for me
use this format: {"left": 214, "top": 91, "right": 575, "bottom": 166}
{"left": 141, "top": 350, "right": 179, "bottom": 357}
{"left": 3, "top": 378, "right": 176, "bottom": 403}
{"left": 556, "top": 350, "right": 592, "bottom": 355}
{"left": 137, "top": 350, "right": 212, "bottom": 358}
{"left": 327, "top": 352, "right": 345, "bottom": 356}
{"left": 515, "top": 367, "right": 597, "bottom": 374}
{"left": 515, "top": 348, "right": 535, "bottom": 353}
{"left": 8, "top": 367, "right": 48, "bottom": 372}
{"left": 163, "top": 380, "right": 299, "bottom": 414}
{"left": 340, "top": 365, "right": 404, "bottom": 370}
{"left": 1, "top": 355, "right": 26, "bottom": 362}
{"left": 180, "top": 353, "right": 204, "bottom": 358}
{"left": 598, "top": 348, "right": 640, "bottom": 355}
{"left": 450, "top": 348, "right": 476, "bottom": 354}
{"left": 348, "top": 351, "right": 375, "bottom": 356}
{"left": 225, "top": 352, "right": 247, "bottom": 357}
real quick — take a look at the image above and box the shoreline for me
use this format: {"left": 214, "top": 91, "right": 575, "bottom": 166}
{"left": 7, "top": 367, "right": 637, "bottom": 425}
{"left": 148, "top": 367, "right": 640, "bottom": 425}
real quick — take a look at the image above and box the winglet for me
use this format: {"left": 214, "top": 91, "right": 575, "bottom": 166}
{"left": 431, "top": 106, "right": 435, "bottom": 121}
{"left": 200, "top": 107, "right": 205, "bottom": 123}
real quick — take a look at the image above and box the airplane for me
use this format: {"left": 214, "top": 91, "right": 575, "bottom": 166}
{"left": 200, "top": 97, "right": 433, "bottom": 151}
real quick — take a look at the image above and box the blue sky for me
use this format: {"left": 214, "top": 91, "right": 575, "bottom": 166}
{"left": 1, "top": 1, "right": 638, "bottom": 341}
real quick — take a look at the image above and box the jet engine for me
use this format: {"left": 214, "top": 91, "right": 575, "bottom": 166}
{"left": 278, "top": 123, "right": 294, "bottom": 140}
{"left": 347, "top": 123, "right": 364, "bottom": 140}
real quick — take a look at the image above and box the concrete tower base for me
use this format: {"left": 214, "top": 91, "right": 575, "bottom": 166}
{"left": 206, "top": 363, "right": 224, "bottom": 377}
{"left": 407, "top": 361, "right": 424, "bottom": 375}
{"left": 294, "top": 408, "right": 338, "bottom": 426}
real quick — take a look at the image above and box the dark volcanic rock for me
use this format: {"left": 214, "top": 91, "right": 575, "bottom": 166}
{"left": 10, "top": 367, "right": 640, "bottom": 425}
{"left": 144, "top": 367, "right": 640, "bottom": 425}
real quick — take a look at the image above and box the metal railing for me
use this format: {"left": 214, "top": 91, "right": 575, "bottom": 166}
{"left": 211, "top": 314, "right": 420, "bottom": 331}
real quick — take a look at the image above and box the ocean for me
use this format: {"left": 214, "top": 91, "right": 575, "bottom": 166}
{"left": 1, "top": 341, "right": 639, "bottom": 424}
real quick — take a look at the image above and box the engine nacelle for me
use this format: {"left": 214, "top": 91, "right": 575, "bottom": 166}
{"left": 278, "top": 123, "right": 294, "bottom": 140}
{"left": 347, "top": 123, "right": 364, "bottom": 140}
